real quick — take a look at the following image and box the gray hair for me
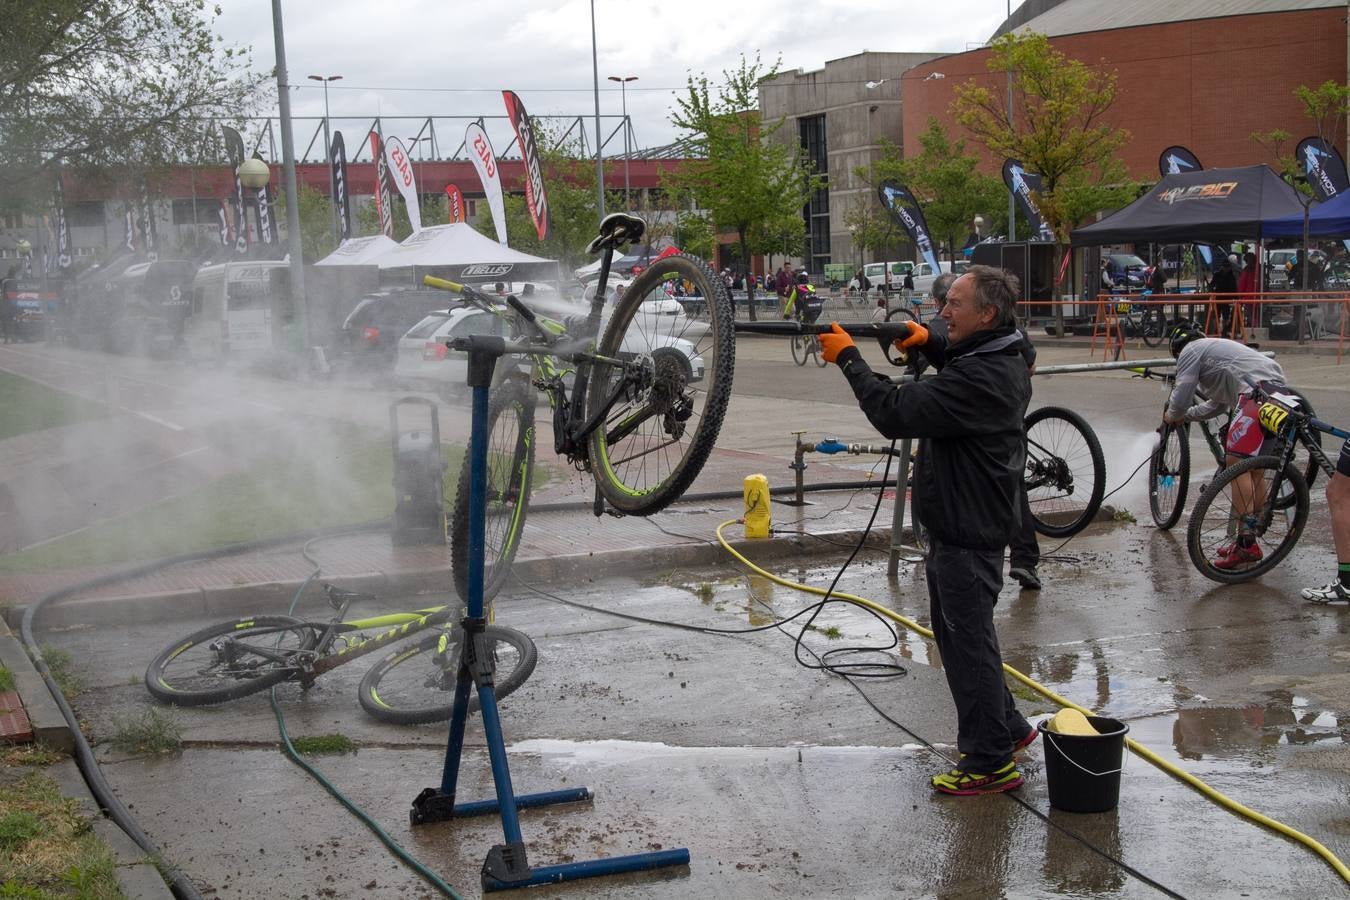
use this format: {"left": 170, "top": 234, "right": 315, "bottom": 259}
{"left": 962, "top": 265, "right": 1020, "bottom": 327}
{"left": 930, "top": 272, "right": 960, "bottom": 305}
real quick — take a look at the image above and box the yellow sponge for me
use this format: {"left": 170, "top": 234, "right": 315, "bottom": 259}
{"left": 1047, "top": 709, "right": 1099, "bottom": 736}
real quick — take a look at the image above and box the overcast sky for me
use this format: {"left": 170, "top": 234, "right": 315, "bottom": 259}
{"left": 216, "top": 0, "right": 1011, "bottom": 158}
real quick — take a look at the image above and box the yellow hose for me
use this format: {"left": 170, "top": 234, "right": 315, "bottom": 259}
{"left": 714, "top": 519, "right": 1350, "bottom": 886}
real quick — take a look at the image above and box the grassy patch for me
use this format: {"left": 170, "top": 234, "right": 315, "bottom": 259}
{"left": 289, "top": 733, "right": 356, "bottom": 756}
{"left": 0, "top": 771, "right": 124, "bottom": 899}
{"left": 1, "top": 744, "right": 63, "bottom": 768}
{"left": 35, "top": 648, "right": 80, "bottom": 701}
{"left": 1111, "top": 506, "right": 1137, "bottom": 524}
{"left": 0, "top": 372, "right": 107, "bottom": 442}
{"left": 0, "top": 666, "right": 14, "bottom": 692}
{"left": 106, "top": 709, "right": 182, "bottom": 755}
{"left": 0, "top": 420, "right": 424, "bottom": 576}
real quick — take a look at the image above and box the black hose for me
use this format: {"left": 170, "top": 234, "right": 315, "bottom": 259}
{"left": 526, "top": 478, "right": 900, "bottom": 513}
{"left": 15, "top": 520, "right": 389, "bottom": 900}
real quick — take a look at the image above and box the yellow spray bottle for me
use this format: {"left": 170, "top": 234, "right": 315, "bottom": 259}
{"left": 743, "top": 473, "right": 771, "bottom": 539}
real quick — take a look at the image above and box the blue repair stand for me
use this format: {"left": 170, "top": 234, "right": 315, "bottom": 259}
{"left": 409, "top": 334, "right": 690, "bottom": 892}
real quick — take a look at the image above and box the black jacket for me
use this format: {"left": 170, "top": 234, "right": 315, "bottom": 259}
{"left": 836, "top": 324, "right": 1032, "bottom": 550}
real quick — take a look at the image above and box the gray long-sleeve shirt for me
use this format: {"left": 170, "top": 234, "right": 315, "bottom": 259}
{"left": 1166, "top": 338, "right": 1286, "bottom": 422}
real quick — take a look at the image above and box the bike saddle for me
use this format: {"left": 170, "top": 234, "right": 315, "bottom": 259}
{"left": 325, "top": 584, "right": 377, "bottom": 610}
{"left": 586, "top": 213, "right": 646, "bottom": 255}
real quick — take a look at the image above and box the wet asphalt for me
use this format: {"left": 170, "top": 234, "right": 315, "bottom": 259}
{"left": 20, "top": 338, "right": 1350, "bottom": 898}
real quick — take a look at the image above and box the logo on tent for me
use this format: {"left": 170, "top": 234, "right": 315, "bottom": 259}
{"left": 1157, "top": 182, "right": 1238, "bottom": 205}
{"left": 462, "top": 263, "right": 515, "bottom": 277}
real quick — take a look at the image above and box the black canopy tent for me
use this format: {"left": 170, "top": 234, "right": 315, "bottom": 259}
{"left": 1071, "top": 165, "right": 1306, "bottom": 246}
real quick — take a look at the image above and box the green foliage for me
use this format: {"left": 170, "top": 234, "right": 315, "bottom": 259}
{"left": 665, "top": 54, "right": 821, "bottom": 315}
{"left": 107, "top": 708, "right": 183, "bottom": 755}
{"left": 290, "top": 733, "right": 356, "bottom": 756}
{"left": 0, "top": 773, "right": 122, "bottom": 899}
{"left": 0, "top": 0, "right": 269, "bottom": 199}
{"left": 0, "top": 372, "right": 108, "bottom": 442}
{"left": 858, "top": 123, "right": 1009, "bottom": 260}
{"left": 36, "top": 647, "right": 80, "bottom": 700}
{"left": 0, "top": 666, "right": 14, "bottom": 692}
{"left": 0, "top": 812, "right": 43, "bottom": 851}
{"left": 1253, "top": 82, "right": 1350, "bottom": 206}
{"left": 952, "top": 32, "right": 1134, "bottom": 250}
{"left": 273, "top": 184, "right": 337, "bottom": 262}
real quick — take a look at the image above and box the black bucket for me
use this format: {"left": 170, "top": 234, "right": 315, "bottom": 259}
{"left": 1038, "top": 716, "right": 1129, "bottom": 813}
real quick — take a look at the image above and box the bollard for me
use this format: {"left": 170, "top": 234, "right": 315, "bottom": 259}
{"left": 743, "top": 474, "right": 771, "bottom": 539}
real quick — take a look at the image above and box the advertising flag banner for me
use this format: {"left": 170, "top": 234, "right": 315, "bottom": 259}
{"left": 383, "top": 136, "right": 422, "bottom": 233}
{"left": 444, "top": 183, "right": 465, "bottom": 223}
{"left": 1295, "top": 136, "right": 1349, "bottom": 201}
{"left": 1159, "top": 146, "right": 1203, "bottom": 177}
{"left": 251, "top": 153, "right": 276, "bottom": 245}
{"left": 218, "top": 200, "right": 231, "bottom": 247}
{"left": 123, "top": 205, "right": 136, "bottom": 253}
{"left": 370, "top": 130, "right": 394, "bottom": 237}
{"left": 53, "top": 172, "right": 71, "bottom": 271}
{"left": 221, "top": 126, "right": 249, "bottom": 254}
{"left": 139, "top": 179, "right": 157, "bottom": 260}
{"left": 1001, "top": 159, "right": 1055, "bottom": 241}
{"left": 877, "top": 181, "right": 941, "bottom": 274}
{"left": 502, "top": 90, "right": 550, "bottom": 241}
{"left": 465, "top": 122, "right": 507, "bottom": 245}
{"left": 331, "top": 131, "right": 352, "bottom": 240}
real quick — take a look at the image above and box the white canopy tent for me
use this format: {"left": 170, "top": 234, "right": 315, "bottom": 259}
{"left": 314, "top": 234, "right": 399, "bottom": 267}
{"left": 375, "top": 224, "right": 559, "bottom": 283}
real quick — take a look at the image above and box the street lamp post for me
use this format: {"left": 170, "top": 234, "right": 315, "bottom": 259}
{"left": 307, "top": 74, "right": 342, "bottom": 246}
{"left": 1006, "top": 0, "right": 1016, "bottom": 242}
{"left": 607, "top": 75, "right": 638, "bottom": 209}
{"left": 589, "top": 0, "right": 604, "bottom": 221}
{"left": 269, "top": 0, "right": 309, "bottom": 354}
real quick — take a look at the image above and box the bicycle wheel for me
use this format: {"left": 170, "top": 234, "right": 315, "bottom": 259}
{"left": 1149, "top": 422, "right": 1190, "bottom": 529}
{"left": 811, "top": 334, "right": 828, "bottom": 368}
{"left": 357, "top": 625, "right": 538, "bottom": 725}
{"left": 1186, "top": 455, "right": 1308, "bottom": 584}
{"left": 586, "top": 253, "right": 735, "bottom": 515}
{"left": 451, "top": 383, "right": 536, "bottom": 604}
{"left": 1273, "top": 389, "right": 1322, "bottom": 509}
{"left": 1023, "top": 406, "right": 1106, "bottom": 538}
{"left": 790, "top": 333, "right": 809, "bottom": 366}
{"left": 145, "top": 616, "right": 317, "bottom": 706}
{"left": 1140, "top": 307, "right": 1166, "bottom": 347}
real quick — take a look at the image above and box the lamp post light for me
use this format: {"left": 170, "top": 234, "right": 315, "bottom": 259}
{"left": 607, "top": 75, "right": 638, "bottom": 209}
{"left": 589, "top": 0, "right": 604, "bottom": 221}
{"left": 238, "top": 158, "right": 270, "bottom": 254}
{"left": 308, "top": 74, "right": 342, "bottom": 245}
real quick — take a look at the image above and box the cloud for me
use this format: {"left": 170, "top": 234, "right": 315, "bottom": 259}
{"left": 215, "top": 0, "right": 1006, "bottom": 149}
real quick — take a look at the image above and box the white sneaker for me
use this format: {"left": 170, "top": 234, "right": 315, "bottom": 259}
{"left": 1302, "top": 580, "right": 1350, "bottom": 604}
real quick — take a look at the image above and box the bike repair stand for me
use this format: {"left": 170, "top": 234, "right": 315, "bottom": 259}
{"left": 409, "top": 334, "right": 690, "bottom": 892}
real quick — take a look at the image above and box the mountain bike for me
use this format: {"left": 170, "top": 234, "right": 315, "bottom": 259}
{"left": 426, "top": 213, "right": 736, "bottom": 602}
{"left": 145, "top": 585, "right": 537, "bottom": 725}
{"left": 1186, "top": 383, "right": 1348, "bottom": 583}
{"left": 1134, "top": 367, "right": 1321, "bottom": 530}
{"left": 1022, "top": 406, "right": 1106, "bottom": 537}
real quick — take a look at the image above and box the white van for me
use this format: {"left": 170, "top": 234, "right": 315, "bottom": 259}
{"left": 911, "top": 260, "right": 968, "bottom": 297}
{"left": 186, "top": 260, "right": 289, "bottom": 361}
{"left": 862, "top": 261, "right": 914, "bottom": 291}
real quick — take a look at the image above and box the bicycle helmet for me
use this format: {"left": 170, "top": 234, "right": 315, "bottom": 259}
{"left": 796, "top": 270, "right": 810, "bottom": 285}
{"left": 1169, "top": 319, "right": 1204, "bottom": 357}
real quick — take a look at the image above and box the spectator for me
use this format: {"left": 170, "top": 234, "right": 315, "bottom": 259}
{"left": 1099, "top": 257, "right": 1115, "bottom": 293}
{"left": 903, "top": 268, "right": 917, "bottom": 310}
{"left": 1237, "top": 251, "right": 1259, "bottom": 326}
{"left": 776, "top": 261, "right": 794, "bottom": 317}
{"left": 869, "top": 295, "right": 888, "bottom": 324}
{"left": 1150, "top": 261, "right": 1168, "bottom": 295}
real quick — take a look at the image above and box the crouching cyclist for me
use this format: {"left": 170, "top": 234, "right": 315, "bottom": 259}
{"left": 1163, "top": 321, "right": 1292, "bottom": 570}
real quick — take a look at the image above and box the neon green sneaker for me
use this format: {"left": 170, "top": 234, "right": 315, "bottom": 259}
{"left": 932, "top": 761, "right": 1024, "bottom": 796}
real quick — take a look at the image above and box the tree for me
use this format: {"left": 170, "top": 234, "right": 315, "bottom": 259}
{"left": 839, "top": 198, "right": 897, "bottom": 268}
{"left": 274, "top": 184, "right": 336, "bottom": 262}
{"left": 952, "top": 31, "right": 1134, "bottom": 310}
{"left": 0, "top": 0, "right": 268, "bottom": 197}
{"left": 665, "top": 54, "right": 821, "bottom": 319}
{"left": 858, "top": 123, "right": 1008, "bottom": 261}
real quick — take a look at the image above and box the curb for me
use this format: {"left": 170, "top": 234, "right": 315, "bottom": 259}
{"left": 49, "top": 759, "right": 175, "bottom": 899}
{"left": 0, "top": 615, "right": 74, "bottom": 753}
{"left": 7, "top": 525, "right": 898, "bottom": 627}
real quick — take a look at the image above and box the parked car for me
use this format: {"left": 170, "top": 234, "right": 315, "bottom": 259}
{"left": 1265, "top": 249, "right": 1297, "bottom": 289}
{"left": 911, "top": 259, "right": 968, "bottom": 297}
{"left": 396, "top": 303, "right": 706, "bottom": 398}
{"left": 340, "top": 289, "right": 461, "bottom": 369}
{"left": 862, "top": 261, "right": 913, "bottom": 292}
{"left": 1103, "top": 253, "right": 1148, "bottom": 292}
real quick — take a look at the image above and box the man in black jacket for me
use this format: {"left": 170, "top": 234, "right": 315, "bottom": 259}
{"left": 819, "top": 265, "right": 1035, "bottom": 795}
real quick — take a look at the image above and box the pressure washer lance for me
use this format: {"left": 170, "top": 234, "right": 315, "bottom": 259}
{"left": 791, "top": 434, "right": 904, "bottom": 506}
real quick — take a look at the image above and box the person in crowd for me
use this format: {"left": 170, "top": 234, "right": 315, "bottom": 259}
{"left": 776, "top": 261, "right": 795, "bottom": 318}
{"left": 1209, "top": 258, "right": 1238, "bottom": 334}
{"left": 903, "top": 268, "right": 917, "bottom": 310}
{"left": 1302, "top": 441, "right": 1350, "bottom": 603}
{"left": 1237, "top": 251, "right": 1259, "bottom": 327}
{"left": 818, "top": 266, "right": 1037, "bottom": 796}
{"left": 869, "top": 294, "right": 888, "bottom": 324}
{"left": 1163, "top": 322, "right": 1291, "bottom": 569}
{"left": 783, "top": 270, "right": 821, "bottom": 323}
{"left": 1150, "top": 260, "right": 1168, "bottom": 296}
{"left": 1099, "top": 258, "right": 1115, "bottom": 293}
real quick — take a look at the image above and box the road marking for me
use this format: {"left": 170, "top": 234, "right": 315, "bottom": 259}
{"left": 133, "top": 411, "right": 184, "bottom": 431}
